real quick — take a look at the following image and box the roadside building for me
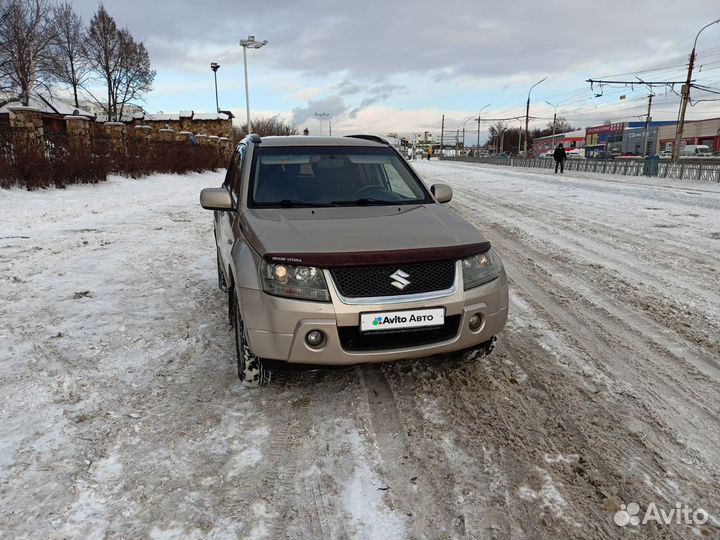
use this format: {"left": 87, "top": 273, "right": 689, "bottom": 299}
{"left": 656, "top": 117, "right": 720, "bottom": 153}
{"left": 69, "top": 100, "right": 145, "bottom": 122}
{"left": 621, "top": 121, "right": 676, "bottom": 155}
{"left": 532, "top": 129, "right": 585, "bottom": 156}
{"left": 0, "top": 92, "right": 95, "bottom": 131}
{"left": 584, "top": 122, "right": 625, "bottom": 157}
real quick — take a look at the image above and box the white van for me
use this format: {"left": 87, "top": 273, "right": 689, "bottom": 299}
{"left": 681, "top": 144, "right": 713, "bottom": 158}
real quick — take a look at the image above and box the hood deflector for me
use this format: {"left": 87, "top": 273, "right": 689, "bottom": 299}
{"left": 263, "top": 241, "right": 491, "bottom": 268}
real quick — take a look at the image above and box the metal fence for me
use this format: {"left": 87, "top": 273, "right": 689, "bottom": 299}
{"left": 442, "top": 156, "right": 720, "bottom": 182}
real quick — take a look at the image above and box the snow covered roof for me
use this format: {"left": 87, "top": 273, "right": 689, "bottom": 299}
{"left": 0, "top": 93, "right": 95, "bottom": 118}
{"left": 139, "top": 111, "right": 231, "bottom": 122}
{"left": 191, "top": 112, "right": 231, "bottom": 121}
{"left": 534, "top": 129, "right": 585, "bottom": 142}
{"left": 145, "top": 113, "right": 180, "bottom": 121}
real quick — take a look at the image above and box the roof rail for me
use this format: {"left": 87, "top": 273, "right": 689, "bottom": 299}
{"left": 344, "top": 134, "right": 389, "bottom": 145}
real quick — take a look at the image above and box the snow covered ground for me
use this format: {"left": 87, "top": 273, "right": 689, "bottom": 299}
{"left": 1, "top": 164, "right": 719, "bottom": 539}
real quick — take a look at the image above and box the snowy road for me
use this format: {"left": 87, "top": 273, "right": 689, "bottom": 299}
{"left": 1, "top": 163, "right": 719, "bottom": 539}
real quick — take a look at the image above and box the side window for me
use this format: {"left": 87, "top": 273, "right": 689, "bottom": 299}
{"left": 222, "top": 152, "right": 240, "bottom": 189}
{"left": 230, "top": 144, "right": 248, "bottom": 202}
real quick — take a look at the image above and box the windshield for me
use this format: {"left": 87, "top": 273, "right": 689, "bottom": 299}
{"left": 249, "top": 146, "right": 433, "bottom": 207}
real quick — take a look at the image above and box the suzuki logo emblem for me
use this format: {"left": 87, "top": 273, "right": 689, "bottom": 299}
{"left": 390, "top": 269, "right": 411, "bottom": 290}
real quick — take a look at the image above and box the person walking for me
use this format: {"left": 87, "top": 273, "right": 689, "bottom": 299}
{"left": 553, "top": 143, "right": 567, "bottom": 174}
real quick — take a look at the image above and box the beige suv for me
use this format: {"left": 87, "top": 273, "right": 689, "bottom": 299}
{"left": 200, "top": 135, "right": 508, "bottom": 386}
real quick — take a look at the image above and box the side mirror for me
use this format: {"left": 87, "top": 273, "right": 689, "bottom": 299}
{"left": 430, "top": 183, "right": 453, "bottom": 204}
{"left": 200, "top": 188, "right": 235, "bottom": 211}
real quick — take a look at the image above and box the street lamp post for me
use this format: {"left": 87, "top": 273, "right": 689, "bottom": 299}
{"left": 210, "top": 62, "right": 220, "bottom": 113}
{"left": 314, "top": 112, "right": 330, "bottom": 135}
{"left": 524, "top": 77, "right": 547, "bottom": 157}
{"left": 476, "top": 103, "right": 491, "bottom": 149}
{"left": 544, "top": 101, "right": 558, "bottom": 139}
{"left": 239, "top": 35, "right": 268, "bottom": 134}
{"left": 672, "top": 18, "right": 720, "bottom": 162}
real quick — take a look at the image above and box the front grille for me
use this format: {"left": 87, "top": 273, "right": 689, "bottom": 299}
{"left": 330, "top": 260, "right": 456, "bottom": 298}
{"left": 337, "top": 315, "right": 461, "bottom": 351}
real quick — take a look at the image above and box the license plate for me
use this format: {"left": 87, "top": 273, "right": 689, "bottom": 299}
{"left": 360, "top": 308, "right": 445, "bottom": 332}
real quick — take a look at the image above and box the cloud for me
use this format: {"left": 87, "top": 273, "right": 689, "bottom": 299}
{"left": 70, "top": 0, "right": 718, "bottom": 80}
{"left": 348, "top": 83, "right": 404, "bottom": 117}
{"left": 66, "top": 0, "right": 720, "bottom": 133}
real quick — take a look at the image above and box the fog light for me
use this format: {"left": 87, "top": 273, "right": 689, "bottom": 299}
{"left": 306, "top": 330, "right": 325, "bottom": 348}
{"left": 468, "top": 313, "right": 482, "bottom": 331}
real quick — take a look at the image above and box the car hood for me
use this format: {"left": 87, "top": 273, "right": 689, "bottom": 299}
{"left": 240, "top": 204, "right": 491, "bottom": 267}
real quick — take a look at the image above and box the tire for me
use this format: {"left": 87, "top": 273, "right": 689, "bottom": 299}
{"left": 227, "top": 281, "right": 235, "bottom": 328}
{"left": 232, "top": 289, "right": 271, "bottom": 387}
{"left": 217, "top": 248, "right": 227, "bottom": 292}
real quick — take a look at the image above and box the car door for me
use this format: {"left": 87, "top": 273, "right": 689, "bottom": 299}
{"left": 216, "top": 148, "right": 243, "bottom": 277}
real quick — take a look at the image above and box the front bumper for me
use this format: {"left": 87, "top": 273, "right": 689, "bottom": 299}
{"left": 239, "top": 265, "right": 509, "bottom": 366}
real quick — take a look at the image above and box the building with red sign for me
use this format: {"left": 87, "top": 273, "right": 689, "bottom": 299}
{"left": 657, "top": 118, "right": 720, "bottom": 153}
{"left": 532, "top": 129, "right": 585, "bottom": 156}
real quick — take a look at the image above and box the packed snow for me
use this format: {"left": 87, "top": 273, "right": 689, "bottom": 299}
{"left": 1, "top": 162, "right": 718, "bottom": 539}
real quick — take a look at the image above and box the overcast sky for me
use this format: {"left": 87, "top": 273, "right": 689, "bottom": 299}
{"left": 70, "top": 0, "right": 720, "bottom": 139}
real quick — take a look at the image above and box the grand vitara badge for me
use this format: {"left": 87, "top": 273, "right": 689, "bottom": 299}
{"left": 390, "top": 269, "right": 411, "bottom": 290}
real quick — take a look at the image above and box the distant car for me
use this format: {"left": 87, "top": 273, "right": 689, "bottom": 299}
{"left": 681, "top": 144, "right": 713, "bottom": 158}
{"left": 497, "top": 152, "right": 511, "bottom": 159}
{"left": 659, "top": 150, "right": 673, "bottom": 159}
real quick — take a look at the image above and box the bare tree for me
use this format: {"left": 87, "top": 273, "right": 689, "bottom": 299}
{"left": 113, "top": 29, "right": 154, "bottom": 120}
{"left": 0, "top": 0, "right": 55, "bottom": 104}
{"left": 235, "top": 116, "right": 300, "bottom": 139}
{"left": 487, "top": 121, "right": 507, "bottom": 150}
{"left": 48, "top": 2, "right": 89, "bottom": 109}
{"left": 84, "top": 5, "right": 154, "bottom": 121}
{"left": 84, "top": 5, "right": 121, "bottom": 119}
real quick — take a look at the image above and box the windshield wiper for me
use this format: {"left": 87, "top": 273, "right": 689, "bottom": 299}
{"left": 265, "top": 199, "right": 332, "bottom": 208}
{"left": 330, "top": 197, "right": 394, "bottom": 206}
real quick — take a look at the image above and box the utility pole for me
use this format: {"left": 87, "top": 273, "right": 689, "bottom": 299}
{"left": 518, "top": 121, "right": 522, "bottom": 155}
{"left": 643, "top": 94, "right": 654, "bottom": 156}
{"left": 672, "top": 18, "right": 720, "bottom": 162}
{"left": 476, "top": 103, "right": 491, "bottom": 150}
{"left": 440, "top": 115, "right": 445, "bottom": 158}
{"left": 524, "top": 77, "right": 547, "bottom": 158}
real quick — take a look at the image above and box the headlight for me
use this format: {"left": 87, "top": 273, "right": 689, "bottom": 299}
{"left": 462, "top": 249, "right": 503, "bottom": 290}
{"left": 260, "top": 261, "right": 330, "bottom": 302}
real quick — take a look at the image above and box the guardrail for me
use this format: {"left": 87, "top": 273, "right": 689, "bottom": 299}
{"left": 441, "top": 156, "right": 720, "bottom": 182}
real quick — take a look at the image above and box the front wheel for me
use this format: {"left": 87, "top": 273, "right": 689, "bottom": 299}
{"left": 233, "top": 292, "right": 271, "bottom": 387}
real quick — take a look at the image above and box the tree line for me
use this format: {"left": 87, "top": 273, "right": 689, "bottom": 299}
{"left": 486, "top": 119, "right": 575, "bottom": 153}
{"left": 0, "top": 0, "right": 155, "bottom": 121}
